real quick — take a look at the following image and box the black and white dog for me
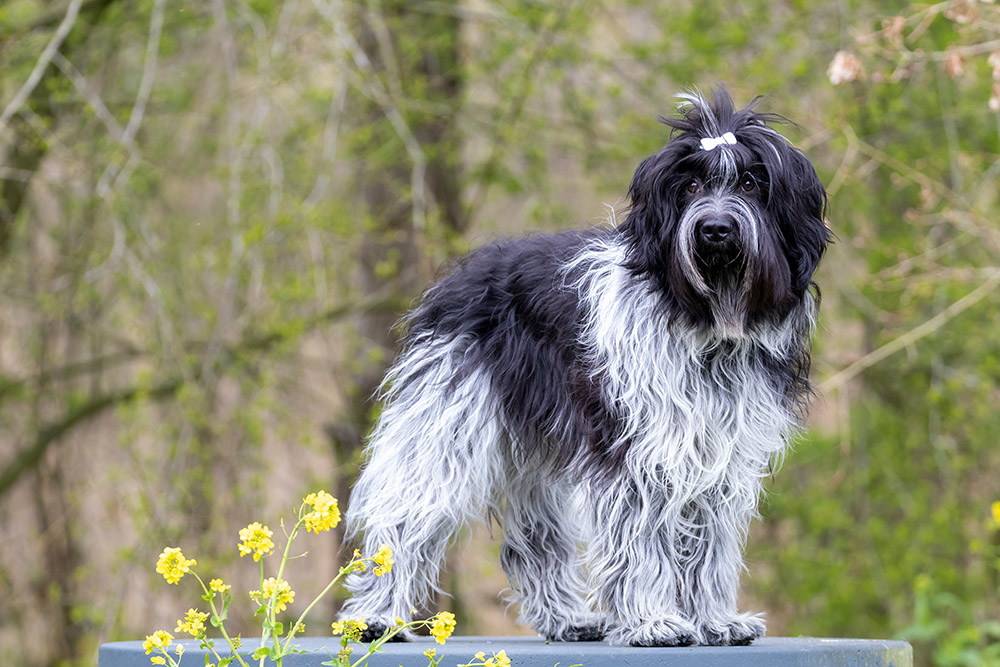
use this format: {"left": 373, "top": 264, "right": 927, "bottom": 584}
{"left": 340, "top": 87, "right": 829, "bottom": 647}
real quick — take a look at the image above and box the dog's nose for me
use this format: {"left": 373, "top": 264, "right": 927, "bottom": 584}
{"left": 698, "top": 218, "right": 734, "bottom": 243}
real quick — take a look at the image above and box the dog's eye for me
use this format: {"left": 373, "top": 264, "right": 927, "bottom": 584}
{"left": 686, "top": 179, "right": 701, "bottom": 194}
{"left": 740, "top": 173, "right": 756, "bottom": 193}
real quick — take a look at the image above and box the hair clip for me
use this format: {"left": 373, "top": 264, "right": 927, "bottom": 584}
{"left": 700, "top": 132, "right": 737, "bottom": 151}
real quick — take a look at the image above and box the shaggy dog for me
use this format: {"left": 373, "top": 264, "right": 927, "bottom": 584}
{"left": 339, "top": 87, "right": 829, "bottom": 647}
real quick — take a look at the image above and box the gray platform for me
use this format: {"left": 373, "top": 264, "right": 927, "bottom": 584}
{"left": 99, "top": 635, "right": 912, "bottom": 666}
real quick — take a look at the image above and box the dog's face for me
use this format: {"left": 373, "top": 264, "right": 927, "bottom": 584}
{"left": 621, "top": 88, "right": 830, "bottom": 335}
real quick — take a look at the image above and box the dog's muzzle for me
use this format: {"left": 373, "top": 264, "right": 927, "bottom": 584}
{"left": 696, "top": 216, "right": 736, "bottom": 245}
{"left": 694, "top": 214, "right": 742, "bottom": 271}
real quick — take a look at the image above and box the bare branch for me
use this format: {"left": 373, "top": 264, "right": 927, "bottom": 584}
{"left": 820, "top": 268, "right": 1000, "bottom": 393}
{"left": 96, "top": 0, "right": 166, "bottom": 197}
{"left": 303, "top": 76, "right": 348, "bottom": 209}
{"left": 464, "top": 1, "right": 574, "bottom": 221}
{"left": 319, "top": 0, "right": 429, "bottom": 231}
{"left": 50, "top": 51, "right": 125, "bottom": 142}
{"left": 305, "top": 0, "right": 349, "bottom": 211}
{"left": 121, "top": 0, "right": 166, "bottom": 148}
{"left": 0, "top": 0, "right": 85, "bottom": 130}
{"left": 843, "top": 124, "right": 1000, "bottom": 254}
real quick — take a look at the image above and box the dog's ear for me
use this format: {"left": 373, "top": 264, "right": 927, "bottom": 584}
{"left": 622, "top": 149, "right": 692, "bottom": 284}
{"left": 621, "top": 151, "right": 670, "bottom": 275}
{"left": 621, "top": 149, "right": 713, "bottom": 324}
{"left": 626, "top": 151, "right": 670, "bottom": 222}
{"left": 763, "top": 142, "right": 830, "bottom": 295}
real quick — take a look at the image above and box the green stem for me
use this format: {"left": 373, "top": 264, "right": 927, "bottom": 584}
{"left": 348, "top": 620, "right": 426, "bottom": 667}
{"left": 280, "top": 566, "right": 349, "bottom": 653}
{"left": 192, "top": 572, "right": 250, "bottom": 667}
{"left": 257, "top": 559, "right": 267, "bottom": 667}
{"left": 261, "top": 512, "right": 305, "bottom": 664}
{"left": 159, "top": 646, "right": 180, "bottom": 667}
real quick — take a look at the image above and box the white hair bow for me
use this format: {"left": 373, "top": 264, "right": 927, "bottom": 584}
{"left": 700, "top": 132, "right": 737, "bottom": 151}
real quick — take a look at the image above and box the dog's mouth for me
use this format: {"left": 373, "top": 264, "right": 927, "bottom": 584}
{"left": 671, "top": 209, "right": 757, "bottom": 338}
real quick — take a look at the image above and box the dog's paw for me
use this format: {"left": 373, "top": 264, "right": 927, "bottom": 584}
{"left": 545, "top": 620, "right": 610, "bottom": 642}
{"left": 607, "top": 617, "right": 697, "bottom": 647}
{"left": 356, "top": 620, "right": 413, "bottom": 644}
{"left": 699, "top": 613, "right": 766, "bottom": 646}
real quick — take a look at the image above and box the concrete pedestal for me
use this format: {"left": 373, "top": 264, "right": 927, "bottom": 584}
{"left": 99, "top": 636, "right": 912, "bottom": 667}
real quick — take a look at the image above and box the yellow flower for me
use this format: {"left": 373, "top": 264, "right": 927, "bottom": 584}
{"left": 258, "top": 577, "right": 295, "bottom": 613}
{"left": 175, "top": 608, "right": 209, "bottom": 637}
{"left": 429, "top": 611, "right": 456, "bottom": 645}
{"left": 302, "top": 491, "right": 341, "bottom": 533}
{"left": 373, "top": 543, "right": 394, "bottom": 577}
{"left": 175, "top": 645, "right": 184, "bottom": 656}
{"left": 209, "top": 579, "right": 231, "bottom": 593}
{"left": 346, "top": 548, "right": 368, "bottom": 573}
{"left": 150, "top": 658, "right": 166, "bottom": 665}
{"left": 480, "top": 650, "right": 511, "bottom": 667}
{"left": 424, "top": 648, "right": 437, "bottom": 659}
{"left": 155, "top": 548, "right": 196, "bottom": 585}
{"left": 991, "top": 501, "right": 1000, "bottom": 527}
{"left": 238, "top": 522, "right": 275, "bottom": 561}
{"left": 331, "top": 618, "right": 368, "bottom": 642}
{"left": 474, "top": 652, "right": 486, "bottom": 660}
{"left": 142, "top": 630, "right": 174, "bottom": 654}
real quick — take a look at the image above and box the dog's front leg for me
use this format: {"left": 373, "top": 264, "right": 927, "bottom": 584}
{"left": 676, "top": 492, "right": 766, "bottom": 646}
{"left": 587, "top": 479, "right": 698, "bottom": 647}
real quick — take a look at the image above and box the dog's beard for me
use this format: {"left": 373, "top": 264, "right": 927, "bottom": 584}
{"left": 676, "top": 196, "right": 761, "bottom": 338}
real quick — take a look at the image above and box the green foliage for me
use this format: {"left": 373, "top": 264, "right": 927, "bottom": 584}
{"left": 901, "top": 574, "right": 1000, "bottom": 667}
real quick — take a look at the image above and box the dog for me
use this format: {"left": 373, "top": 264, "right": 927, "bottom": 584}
{"left": 339, "top": 87, "right": 829, "bottom": 647}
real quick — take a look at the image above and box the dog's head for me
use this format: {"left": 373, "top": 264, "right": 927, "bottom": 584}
{"left": 620, "top": 86, "right": 830, "bottom": 336}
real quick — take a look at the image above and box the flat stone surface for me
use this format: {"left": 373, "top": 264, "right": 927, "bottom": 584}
{"left": 99, "top": 636, "right": 912, "bottom": 667}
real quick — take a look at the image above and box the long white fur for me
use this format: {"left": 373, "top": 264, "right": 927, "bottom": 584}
{"left": 567, "top": 238, "right": 806, "bottom": 645}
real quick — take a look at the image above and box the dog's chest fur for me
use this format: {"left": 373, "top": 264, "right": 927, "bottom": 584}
{"left": 572, "top": 240, "right": 798, "bottom": 499}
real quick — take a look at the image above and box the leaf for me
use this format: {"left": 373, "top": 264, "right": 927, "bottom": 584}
{"left": 251, "top": 647, "right": 272, "bottom": 661}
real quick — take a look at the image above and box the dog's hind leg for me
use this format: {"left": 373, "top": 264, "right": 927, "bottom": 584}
{"left": 499, "top": 472, "right": 608, "bottom": 641}
{"left": 338, "top": 341, "right": 504, "bottom": 642}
